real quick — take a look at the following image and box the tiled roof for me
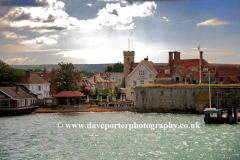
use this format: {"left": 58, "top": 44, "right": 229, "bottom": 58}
{"left": 218, "top": 65, "right": 240, "bottom": 77}
{"left": 0, "top": 86, "right": 37, "bottom": 100}
{"left": 229, "top": 76, "right": 239, "bottom": 83}
{"left": 142, "top": 60, "right": 158, "bottom": 75}
{"left": 54, "top": 91, "right": 86, "bottom": 97}
{"left": 22, "top": 73, "right": 50, "bottom": 84}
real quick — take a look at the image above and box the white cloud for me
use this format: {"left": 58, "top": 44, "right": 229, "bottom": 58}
{"left": 4, "top": 57, "right": 28, "bottom": 65}
{"left": 0, "top": 1, "right": 157, "bottom": 32}
{"left": 0, "top": 1, "right": 78, "bottom": 33}
{"left": 162, "top": 16, "right": 169, "bottom": 22}
{"left": 87, "top": 4, "right": 92, "bottom": 6}
{"left": 1, "top": 31, "right": 26, "bottom": 39}
{"left": 181, "top": 20, "right": 190, "bottom": 23}
{"left": 21, "top": 35, "right": 59, "bottom": 45}
{"left": 29, "top": 59, "right": 37, "bottom": 63}
{"left": 197, "top": 18, "right": 231, "bottom": 26}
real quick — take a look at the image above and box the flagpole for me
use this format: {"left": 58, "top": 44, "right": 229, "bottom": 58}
{"left": 199, "top": 44, "right": 201, "bottom": 84}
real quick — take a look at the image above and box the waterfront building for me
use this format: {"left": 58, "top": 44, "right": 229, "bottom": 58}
{"left": 0, "top": 85, "right": 37, "bottom": 108}
{"left": 156, "top": 51, "right": 217, "bottom": 84}
{"left": 22, "top": 70, "right": 50, "bottom": 99}
{"left": 125, "top": 56, "right": 159, "bottom": 100}
{"left": 216, "top": 65, "right": 240, "bottom": 84}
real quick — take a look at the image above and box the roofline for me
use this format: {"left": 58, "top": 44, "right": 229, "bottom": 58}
{"left": 128, "top": 60, "right": 157, "bottom": 77}
{"left": 0, "top": 89, "right": 15, "bottom": 100}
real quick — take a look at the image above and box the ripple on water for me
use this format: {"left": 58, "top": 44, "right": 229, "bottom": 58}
{"left": 0, "top": 113, "right": 240, "bottom": 159}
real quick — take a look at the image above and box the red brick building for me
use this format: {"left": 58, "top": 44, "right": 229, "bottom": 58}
{"left": 216, "top": 65, "right": 240, "bottom": 84}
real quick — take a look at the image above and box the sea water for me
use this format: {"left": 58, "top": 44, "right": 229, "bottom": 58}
{"left": 0, "top": 112, "right": 240, "bottom": 159}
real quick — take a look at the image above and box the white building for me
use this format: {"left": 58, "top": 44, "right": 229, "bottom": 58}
{"left": 22, "top": 71, "right": 51, "bottom": 99}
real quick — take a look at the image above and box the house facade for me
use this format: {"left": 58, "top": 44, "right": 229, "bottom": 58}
{"left": 0, "top": 85, "right": 37, "bottom": 108}
{"left": 22, "top": 70, "right": 51, "bottom": 99}
{"left": 36, "top": 68, "right": 57, "bottom": 95}
{"left": 126, "top": 57, "right": 158, "bottom": 100}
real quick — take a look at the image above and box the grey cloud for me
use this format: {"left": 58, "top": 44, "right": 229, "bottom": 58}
{"left": 100, "top": 0, "right": 197, "bottom": 5}
{"left": 108, "top": 9, "right": 119, "bottom": 16}
{"left": 1, "top": 0, "right": 50, "bottom": 7}
{"left": 5, "top": 10, "right": 32, "bottom": 21}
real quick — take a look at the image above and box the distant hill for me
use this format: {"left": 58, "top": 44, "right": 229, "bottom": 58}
{"left": 11, "top": 64, "right": 114, "bottom": 73}
{"left": 11, "top": 63, "right": 238, "bottom": 73}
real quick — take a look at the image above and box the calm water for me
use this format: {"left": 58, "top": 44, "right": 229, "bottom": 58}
{"left": 0, "top": 112, "right": 240, "bottom": 159}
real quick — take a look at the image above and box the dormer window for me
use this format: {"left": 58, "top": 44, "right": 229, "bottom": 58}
{"left": 203, "top": 68, "right": 208, "bottom": 71}
{"left": 165, "top": 69, "right": 170, "bottom": 74}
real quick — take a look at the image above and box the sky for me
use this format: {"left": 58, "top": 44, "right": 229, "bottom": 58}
{"left": 0, "top": 0, "right": 239, "bottom": 65}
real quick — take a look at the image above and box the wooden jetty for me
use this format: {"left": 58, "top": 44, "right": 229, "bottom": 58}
{"left": 0, "top": 106, "right": 39, "bottom": 116}
{"left": 204, "top": 107, "right": 240, "bottom": 124}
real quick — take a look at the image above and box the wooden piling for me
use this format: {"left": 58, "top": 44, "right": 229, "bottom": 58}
{"left": 234, "top": 107, "right": 238, "bottom": 124}
{"left": 227, "top": 107, "right": 232, "bottom": 124}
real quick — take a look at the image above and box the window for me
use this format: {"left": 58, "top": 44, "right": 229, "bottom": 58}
{"left": 149, "top": 74, "right": 153, "bottom": 78}
{"left": 140, "top": 80, "right": 144, "bottom": 84}
{"left": 17, "top": 100, "right": 20, "bottom": 107}
{"left": 22, "top": 99, "right": 25, "bottom": 106}
{"left": 0, "top": 100, "right": 10, "bottom": 107}
{"left": 219, "top": 77, "right": 223, "bottom": 81}
{"left": 45, "top": 85, "right": 47, "bottom": 89}
{"left": 149, "top": 81, "right": 153, "bottom": 84}
{"left": 38, "top": 86, "right": 41, "bottom": 91}
{"left": 133, "top": 80, "right": 137, "bottom": 86}
{"left": 32, "top": 86, "right": 34, "bottom": 90}
{"left": 165, "top": 69, "right": 170, "bottom": 74}
{"left": 203, "top": 68, "right": 208, "bottom": 71}
{"left": 138, "top": 70, "right": 146, "bottom": 76}
{"left": 191, "top": 68, "right": 197, "bottom": 71}
{"left": 187, "top": 77, "right": 191, "bottom": 82}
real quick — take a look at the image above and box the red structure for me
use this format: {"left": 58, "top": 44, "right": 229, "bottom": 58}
{"left": 54, "top": 91, "right": 86, "bottom": 105}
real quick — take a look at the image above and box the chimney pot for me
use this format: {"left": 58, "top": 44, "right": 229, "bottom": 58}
{"left": 16, "top": 85, "right": 20, "bottom": 92}
{"left": 200, "top": 51, "right": 203, "bottom": 59}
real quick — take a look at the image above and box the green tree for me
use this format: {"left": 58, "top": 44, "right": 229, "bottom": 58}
{"left": 104, "top": 62, "right": 123, "bottom": 72}
{"left": 104, "top": 66, "right": 113, "bottom": 72}
{"left": 121, "top": 76, "right": 125, "bottom": 88}
{"left": 112, "top": 62, "right": 123, "bottom": 72}
{"left": 103, "top": 86, "right": 110, "bottom": 95}
{"left": 53, "top": 62, "right": 82, "bottom": 93}
{"left": 0, "top": 60, "right": 24, "bottom": 86}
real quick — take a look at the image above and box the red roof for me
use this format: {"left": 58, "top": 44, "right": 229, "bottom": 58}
{"left": 23, "top": 73, "right": 50, "bottom": 84}
{"left": 54, "top": 91, "right": 86, "bottom": 97}
{"left": 218, "top": 65, "right": 240, "bottom": 77}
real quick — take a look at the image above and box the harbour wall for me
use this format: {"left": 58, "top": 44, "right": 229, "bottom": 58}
{"left": 134, "top": 84, "right": 240, "bottom": 113}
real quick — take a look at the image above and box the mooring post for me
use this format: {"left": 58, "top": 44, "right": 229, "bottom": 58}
{"left": 204, "top": 113, "right": 210, "bottom": 124}
{"left": 217, "top": 109, "right": 222, "bottom": 124}
{"left": 234, "top": 107, "right": 238, "bottom": 124}
{"left": 227, "top": 106, "right": 232, "bottom": 124}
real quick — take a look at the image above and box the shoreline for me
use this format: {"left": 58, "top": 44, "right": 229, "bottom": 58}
{"left": 34, "top": 107, "right": 122, "bottom": 113}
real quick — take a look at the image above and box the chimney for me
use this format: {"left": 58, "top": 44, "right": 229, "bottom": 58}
{"left": 26, "top": 70, "right": 30, "bottom": 78}
{"left": 144, "top": 56, "right": 148, "bottom": 61}
{"left": 178, "top": 52, "right": 181, "bottom": 60}
{"left": 174, "top": 51, "right": 179, "bottom": 67}
{"left": 169, "top": 52, "right": 173, "bottom": 64}
{"left": 43, "top": 68, "right": 47, "bottom": 76}
{"left": 51, "top": 68, "right": 56, "bottom": 82}
{"left": 200, "top": 51, "right": 203, "bottom": 59}
{"left": 91, "top": 72, "right": 95, "bottom": 77}
{"left": 16, "top": 84, "right": 20, "bottom": 92}
{"left": 100, "top": 71, "right": 103, "bottom": 77}
{"left": 94, "top": 75, "right": 96, "bottom": 82}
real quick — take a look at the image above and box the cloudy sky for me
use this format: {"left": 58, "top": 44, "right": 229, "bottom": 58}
{"left": 0, "top": 0, "right": 239, "bottom": 65}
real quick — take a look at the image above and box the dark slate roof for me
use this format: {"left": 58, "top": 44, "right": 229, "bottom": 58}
{"left": 0, "top": 86, "right": 37, "bottom": 100}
